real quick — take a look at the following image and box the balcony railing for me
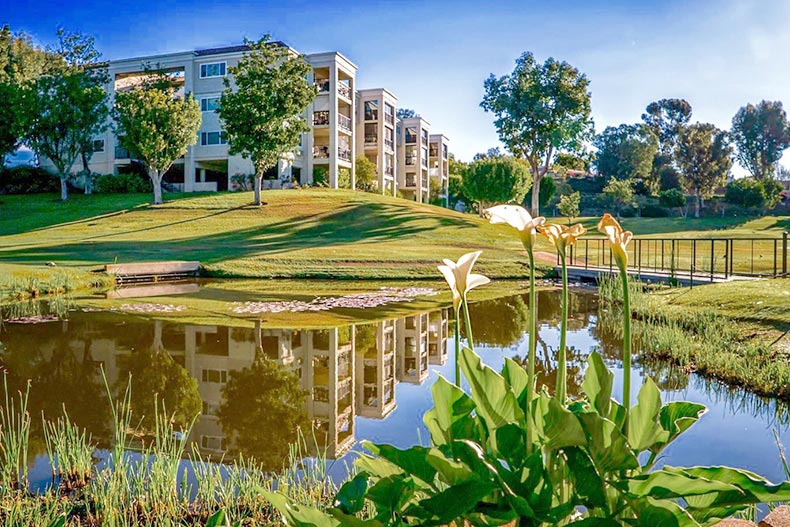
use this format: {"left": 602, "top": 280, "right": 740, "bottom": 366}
{"left": 313, "top": 146, "right": 330, "bottom": 159}
{"left": 385, "top": 166, "right": 394, "bottom": 176}
{"left": 337, "top": 83, "right": 352, "bottom": 100}
{"left": 313, "top": 111, "right": 329, "bottom": 126}
{"left": 405, "top": 134, "right": 417, "bottom": 144}
{"left": 384, "top": 138, "right": 394, "bottom": 151}
{"left": 429, "top": 147, "right": 439, "bottom": 158}
{"left": 405, "top": 175, "right": 416, "bottom": 187}
{"left": 338, "top": 113, "right": 352, "bottom": 132}
{"left": 316, "top": 80, "right": 330, "bottom": 93}
{"left": 364, "top": 135, "right": 377, "bottom": 145}
{"left": 422, "top": 175, "right": 429, "bottom": 188}
{"left": 385, "top": 113, "right": 394, "bottom": 126}
{"left": 405, "top": 156, "right": 417, "bottom": 165}
{"left": 338, "top": 147, "right": 352, "bottom": 162}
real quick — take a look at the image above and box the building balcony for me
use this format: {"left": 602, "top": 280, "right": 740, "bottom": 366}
{"left": 337, "top": 83, "right": 352, "bottom": 100}
{"left": 338, "top": 147, "right": 352, "bottom": 162}
{"left": 364, "top": 135, "right": 377, "bottom": 146}
{"left": 338, "top": 114, "right": 352, "bottom": 133}
{"left": 405, "top": 156, "right": 417, "bottom": 166}
{"left": 421, "top": 159, "right": 428, "bottom": 168}
{"left": 385, "top": 114, "right": 394, "bottom": 126}
{"left": 422, "top": 175, "right": 429, "bottom": 188}
{"left": 384, "top": 138, "right": 394, "bottom": 151}
{"left": 316, "top": 80, "right": 330, "bottom": 93}
{"left": 313, "top": 145, "right": 330, "bottom": 159}
{"left": 405, "top": 174, "right": 416, "bottom": 187}
{"left": 313, "top": 111, "right": 330, "bottom": 126}
{"left": 429, "top": 146, "right": 439, "bottom": 158}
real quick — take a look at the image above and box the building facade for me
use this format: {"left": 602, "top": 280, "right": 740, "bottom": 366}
{"left": 396, "top": 116, "right": 431, "bottom": 203}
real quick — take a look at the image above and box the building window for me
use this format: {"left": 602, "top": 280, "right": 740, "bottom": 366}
{"left": 92, "top": 139, "right": 105, "bottom": 153}
{"left": 405, "top": 126, "right": 417, "bottom": 144}
{"left": 200, "top": 96, "right": 221, "bottom": 112}
{"left": 364, "top": 100, "right": 379, "bottom": 121}
{"left": 364, "top": 123, "right": 377, "bottom": 144}
{"left": 200, "top": 131, "right": 228, "bottom": 146}
{"left": 200, "top": 62, "right": 226, "bottom": 78}
{"left": 201, "top": 435, "right": 225, "bottom": 451}
{"left": 443, "top": 144, "right": 448, "bottom": 159}
{"left": 201, "top": 369, "right": 228, "bottom": 383}
{"left": 384, "top": 103, "right": 394, "bottom": 125}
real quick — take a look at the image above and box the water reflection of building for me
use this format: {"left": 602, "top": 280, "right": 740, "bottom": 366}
{"left": 397, "top": 313, "right": 430, "bottom": 384}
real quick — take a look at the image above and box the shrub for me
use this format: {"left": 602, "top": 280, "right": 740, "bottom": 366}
{"left": 95, "top": 172, "right": 152, "bottom": 194}
{"left": 724, "top": 178, "right": 782, "bottom": 210}
{"left": 230, "top": 173, "right": 255, "bottom": 190}
{"left": 658, "top": 188, "right": 685, "bottom": 209}
{"left": 639, "top": 202, "right": 670, "bottom": 217}
{"left": 0, "top": 166, "right": 60, "bottom": 194}
{"left": 557, "top": 191, "right": 581, "bottom": 221}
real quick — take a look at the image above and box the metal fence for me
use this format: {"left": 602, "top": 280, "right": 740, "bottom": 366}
{"left": 563, "top": 232, "right": 789, "bottom": 280}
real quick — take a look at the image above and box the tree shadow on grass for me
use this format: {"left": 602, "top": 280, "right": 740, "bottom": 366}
{"left": 0, "top": 201, "right": 481, "bottom": 266}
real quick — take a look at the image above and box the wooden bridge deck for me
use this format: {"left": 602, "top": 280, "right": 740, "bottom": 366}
{"left": 105, "top": 261, "right": 200, "bottom": 284}
{"left": 560, "top": 265, "right": 759, "bottom": 286}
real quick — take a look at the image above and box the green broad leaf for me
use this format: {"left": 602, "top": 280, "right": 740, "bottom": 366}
{"left": 262, "top": 491, "right": 340, "bottom": 527}
{"left": 424, "top": 375, "right": 477, "bottom": 445}
{"left": 366, "top": 475, "right": 420, "bottom": 522}
{"left": 459, "top": 347, "right": 523, "bottom": 432}
{"left": 534, "top": 393, "right": 587, "bottom": 450}
{"left": 363, "top": 443, "right": 437, "bottom": 486}
{"left": 426, "top": 449, "right": 478, "bottom": 486}
{"left": 628, "top": 497, "right": 703, "bottom": 527}
{"left": 577, "top": 412, "right": 639, "bottom": 472}
{"left": 495, "top": 423, "right": 526, "bottom": 468}
{"left": 567, "top": 519, "right": 622, "bottom": 527}
{"left": 205, "top": 510, "right": 229, "bottom": 527}
{"left": 502, "top": 357, "right": 529, "bottom": 404}
{"left": 627, "top": 468, "right": 739, "bottom": 500}
{"left": 679, "top": 465, "right": 790, "bottom": 506}
{"left": 564, "top": 446, "right": 607, "bottom": 508}
{"left": 582, "top": 352, "right": 614, "bottom": 416}
{"left": 419, "top": 480, "right": 499, "bottom": 525}
{"left": 608, "top": 399, "right": 628, "bottom": 430}
{"left": 327, "top": 510, "right": 384, "bottom": 527}
{"left": 652, "top": 401, "right": 707, "bottom": 453}
{"left": 354, "top": 451, "right": 404, "bottom": 480}
{"left": 627, "top": 377, "right": 664, "bottom": 452}
{"left": 334, "top": 473, "right": 368, "bottom": 514}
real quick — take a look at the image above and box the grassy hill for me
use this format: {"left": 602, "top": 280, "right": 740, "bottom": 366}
{"left": 0, "top": 190, "right": 536, "bottom": 281}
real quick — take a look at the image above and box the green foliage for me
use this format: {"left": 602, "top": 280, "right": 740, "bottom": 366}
{"left": 338, "top": 167, "right": 351, "bottom": 189}
{"left": 525, "top": 173, "right": 556, "bottom": 210}
{"left": 461, "top": 156, "right": 532, "bottom": 212}
{"left": 94, "top": 172, "right": 152, "bottom": 194}
{"left": 554, "top": 151, "right": 592, "bottom": 172}
{"left": 659, "top": 188, "right": 686, "bottom": 212}
{"left": 397, "top": 108, "right": 416, "bottom": 119}
{"left": 675, "top": 123, "right": 734, "bottom": 217}
{"left": 594, "top": 123, "right": 659, "bottom": 190}
{"left": 602, "top": 178, "right": 635, "bottom": 216}
{"left": 725, "top": 178, "right": 783, "bottom": 210}
{"left": 481, "top": 51, "right": 593, "bottom": 215}
{"left": 642, "top": 98, "right": 692, "bottom": 153}
{"left": 558, "top": 191, "right": 581, "bottom": 221}
{"left": 218, "top": 35, "right": 316, "bottom": 204}
{"left": 355, "top": 156, "right": 377, "bottom": 192}
{"left": 0, "top": 166, "right": 59, "bottom": 194}
{"left": 113, "top": 73, "right": 201, "bottom": 204}
{"left": 731, "top": 100, "right": 790, "bottom": 180}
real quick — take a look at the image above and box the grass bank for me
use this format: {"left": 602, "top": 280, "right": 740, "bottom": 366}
{"left": 600, "top": 277, "right": 790, "bottom": 399}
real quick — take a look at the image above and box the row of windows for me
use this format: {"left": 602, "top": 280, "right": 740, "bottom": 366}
{"left": 200, "top": 62, "right": 226, "bottom": 78}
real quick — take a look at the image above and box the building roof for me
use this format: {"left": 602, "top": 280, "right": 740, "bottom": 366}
{"left": 194, "top": 41, "right": 288, "bottom": 56}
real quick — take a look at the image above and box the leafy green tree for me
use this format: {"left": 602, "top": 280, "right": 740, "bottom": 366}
{"left": 0, "top": 25, "right": 51, "bottom": 161}
{"left": 218, "top": 37, "right": 316, "bottom": 206}
{"left": 725, "top": 178, "right": 783, "bottom": 211}
{"left": 524, "top": 173, "right": 556, "bottom": 211}
{"left": 658, "top": 188, "right": 687, "bottom": 217}
{"left": 642, "top": 98, "right": 692, "bottom": 153}
{"left": 553, "top": 151, "right": 592, "bottom": 173}
{"left": 481, "top": 52, "right": 593, "bottom": 216}
{"left": 473, "top": 147, "right": 504, "bottom": 161}
{"left": 593, "top": 124, "right": 659, "bottom": 191}
{"left": 675, "top": 123, "right": 733, "bottom": 218}
{"left": 113, "top": 73, "right": 201, "bottom": 204}
{"left": 396, "top": 108, "right": 416, "bottom": 119}
{"left": 601, "top": 178, "right": 635, "bottom": 217}
{"left": 355, "top": 155, "right": 377, "bottom": 192}
{"left": 558, "top": 191, "right": 581, "bottom": 223}
{"left": 22, "top": 31, "right": 108, "bottom": 201}
{"left": 731, "top": 100, "right": 790, "bottom": 180}
{"left": 461, "top": 157, "right": 532, "bottom": 213}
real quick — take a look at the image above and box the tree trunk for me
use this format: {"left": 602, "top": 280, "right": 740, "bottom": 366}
{"left": 60, "top": 176, "right": 68, "bottom": 201}
{"left": 254, "top": 173, "right": 263, "bottom": 206}
{"left": 150, "top": 169, "right": 163, "bottom": 205}
{"left": 81, "top": 151, "right": 92, "bottom": 195}
{"left": 695, "top": 192, "right": 701, "bottom": 218}
{"left": 531, "top": 173, "right": 542, "bottom": 217}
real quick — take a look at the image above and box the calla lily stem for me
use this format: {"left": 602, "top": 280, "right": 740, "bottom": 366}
{"left": 556, "top": 254, "right": 568, "bottom": 404}
{"left": 454, "top": 305, "right": 461, "bottom": 386}
{"left": 463, "top": 296, "right": 475, "bottom": 351}
{"left": 526, "top": 247, "right": 536, "bottom": 453}
{"left": 620, "top": 266, "right": 631, "bottom": 411}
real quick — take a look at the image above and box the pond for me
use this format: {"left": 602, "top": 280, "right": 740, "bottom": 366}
{"left": 1, "top": 283, "right": 788, "bottom": 489}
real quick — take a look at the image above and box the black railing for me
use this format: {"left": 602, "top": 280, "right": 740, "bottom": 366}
{"left": 562, "top": 233, "right": 789, "bottom": 282}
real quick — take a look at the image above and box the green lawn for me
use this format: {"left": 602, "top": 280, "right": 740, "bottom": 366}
{"left": 1, "top": 191, "right": 787, "bottom": 284}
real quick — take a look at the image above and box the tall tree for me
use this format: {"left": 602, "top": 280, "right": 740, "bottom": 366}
{"left": 481, "top": 52, "right": 593, "bottom": 216}
{"left": 593, "top": 124, "right": 659, "bottom": 190}
{"left": 21, "top": 31, "right": 108, "bottom": 201}
{"left": 642, "top": 99, "right": 692, "bottom": 192}
{"left": 218, "top": 36, "right": 316, "bottom": 206}
{"left": 113, "top": 72, "right": 201, "bottom": 204}
{"left": 675, "top": 123, "right": 733, "bottom": 218}
{"left": 0, "top": 25, "right": 50, "bottom": 162}
{"left": 731, "top": 100, "right": 790, "bottom": 181}
{"left": 461, "top": 156, "right": 532, "bottom": 213}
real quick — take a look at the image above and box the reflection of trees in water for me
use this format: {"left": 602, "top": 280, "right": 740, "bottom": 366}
{"left": 217, "top": 355, "right": 309, "bottom": 471}
{"left": 514, "top": 338, "right": 587, "bottom": 399}
{"left": 355, "top": 323, "right": 378, "bottom": 355}
{"left": 640, "top": 360, "right": 690, "bottom": 392}
{"left": 115, "top": 321, "right": 202, "bottom": 431}
{"left": 468, "top": 295, "right": 528, "bottom": 347}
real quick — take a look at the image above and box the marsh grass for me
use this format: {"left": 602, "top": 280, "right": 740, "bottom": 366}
{"left": 598, "top": 275, "right": 790, "bottom": 400}
{"left": 0, "top": 374, "right": 336, "bottom": 526}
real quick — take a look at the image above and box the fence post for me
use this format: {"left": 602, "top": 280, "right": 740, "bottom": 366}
{"left": 783, "top": 232, "right": 788, "bottom": 277}
{"left": 710, "top": 240, "right": 714, "bottom": 282}
{"left": 690, "top": 240, "right": 696, "bottom": 288}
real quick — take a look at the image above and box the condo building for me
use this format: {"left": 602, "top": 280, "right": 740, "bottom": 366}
{"left": 41, "top": 41, "right": 449, "bottom": 203}
{"left": 429, "top": 134, "right": 450, "bottom": 206}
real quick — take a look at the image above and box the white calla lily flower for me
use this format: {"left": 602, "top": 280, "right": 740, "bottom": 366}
{"left": 484, "top": 205, "right": 546, "bottom": 251}
{"left": 437, "top": 251, "right": 490, "bottom": 311}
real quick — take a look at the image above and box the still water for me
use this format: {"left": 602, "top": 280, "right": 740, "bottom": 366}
{"left": 1, "top": 287, "right": 788, "bottom": 488}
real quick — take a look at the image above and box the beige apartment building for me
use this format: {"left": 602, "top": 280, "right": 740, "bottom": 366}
{"left": 397, "top": 116, "right": 432, "bottom": 203}
{"left": 42, "top": 41, "right": 453, "bottom": 203}
{"left": 429, "top": 134, "right": 450, "bottom": 206}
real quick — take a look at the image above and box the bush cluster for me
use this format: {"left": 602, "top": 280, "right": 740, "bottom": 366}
{"left": 0, "top": 166, "right": 59, "bottom": 194}
{"left": 94, "top": 172, "right": 152, "bottom": 193}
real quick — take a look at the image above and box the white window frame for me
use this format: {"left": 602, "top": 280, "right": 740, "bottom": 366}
{"left": 199, "top": 62, "right": 226, "bottom": 79}
{"left": 200, "top": 95, "right": 221, "bottom": 112}
{"left": 92, "top": 139, "right": 105, "bottom": 153}
{"left": 200, "top": 131, "right": 228, "bottom": 146}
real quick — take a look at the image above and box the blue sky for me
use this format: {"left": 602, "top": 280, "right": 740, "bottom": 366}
{"left": 5, "top": 0, "right": 790, "bottom": 167}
